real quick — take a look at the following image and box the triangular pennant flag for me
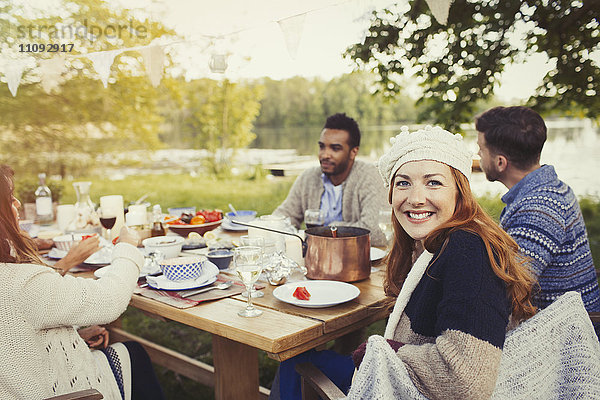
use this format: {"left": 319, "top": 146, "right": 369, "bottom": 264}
{"left": 140, "top": 45, "right": 165, "bottom": 87}
{"left": 39, "top": 57, "right": 66, "bottom": 93}
{"left": 87, "top": 49, "right": 121, "bottom": 88}
{"left": 277, "top": 13, "right": 306, "bottom": 60}
{"left": 424, "top": 0, "right": 454, "bottom": 25}
{"left": 4, "top": 60, "right": 26, "bottom": 97}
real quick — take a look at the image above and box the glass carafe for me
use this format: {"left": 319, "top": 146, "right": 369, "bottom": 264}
{"left": 67, "top": 182, "right": 100, "bottom": 232}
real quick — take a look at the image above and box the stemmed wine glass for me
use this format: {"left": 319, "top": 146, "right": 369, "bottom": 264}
{"left": 98, "top": 208, "right": 117, "bottom": 241}
{"left": 234, "top": 246, "right": 264, "bottom": 317}
{"left": 378, "top": 208, "right": 393, "bottom": 246}
{"left": 240, "top": 235, "right": 265, "bottom": 298}
{"left": 304, "top": 209, "right": 325, "bottom": 229}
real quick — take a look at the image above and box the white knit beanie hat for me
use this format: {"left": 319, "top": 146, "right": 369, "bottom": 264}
{"left": 378, "top": 125, "right": 472, "bottom": 187}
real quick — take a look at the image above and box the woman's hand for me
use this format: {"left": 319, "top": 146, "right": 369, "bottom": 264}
{"left": 116, "top": 225, "right": 140, "bottom": 247}
{"left": 54, "top": 235, "right": 101, "bottom": 275}
{"left": 77, "top": 325, "right": 110, "bottom": 349}
{"left": 352, "top": 338, "right": 404, "bottom": 369}
{"left": 33, "top": 237, "right": 54, "bottom": 251}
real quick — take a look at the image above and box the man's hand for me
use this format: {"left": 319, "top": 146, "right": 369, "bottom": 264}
{"left": 54, "top": 236, "right": 101, "bottom": 275}
{"left": 77, "top": 325, "right": 109, "bottom": 349}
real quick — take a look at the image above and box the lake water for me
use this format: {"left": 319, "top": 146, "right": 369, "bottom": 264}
{"left": 105, "top": 119, "right": 599, "bottom": 199}
{"left": 253, "top": 119, "right": 600, "bottom": 198}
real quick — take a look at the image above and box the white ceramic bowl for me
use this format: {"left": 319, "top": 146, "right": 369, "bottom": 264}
{"left": 53, "top": 233, "right": 86, "bottom": 251}
{"left": 159, "top": 256, "right": 204, "bottom": 281}
{"left": 142, "top": 235, "right": 185, "bottom": 259}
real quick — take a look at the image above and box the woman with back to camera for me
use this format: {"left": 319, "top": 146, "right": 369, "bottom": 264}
{"left": 0, "top": 164, "right": 164, "bottom": 400}
{"left": 349, "top": 125, "right": 537, "bottom": 399}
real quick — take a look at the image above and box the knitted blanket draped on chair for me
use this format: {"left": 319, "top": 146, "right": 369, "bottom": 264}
{"left": 348, "top": 292, "right": 600, "bottom": 399}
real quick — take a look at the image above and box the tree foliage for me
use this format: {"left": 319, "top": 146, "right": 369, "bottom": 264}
{"left": 0, "top": 0, "right": 177, "bottom": 177}
{"left": 254, "top": 72, "right": 418, "bottom": 128}
{"left": 177, "top": 79, "right": 264, "bottom": 175}
{"left": 347, "top": 0, "right": 600, "bottom": 131}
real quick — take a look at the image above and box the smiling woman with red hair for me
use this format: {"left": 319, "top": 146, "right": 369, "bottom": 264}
{"left": 350, "top": 125, "right": 537, "bottom": 400}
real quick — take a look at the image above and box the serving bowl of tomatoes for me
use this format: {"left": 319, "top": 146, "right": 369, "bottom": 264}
{"left": 166, "top": 209, "right": 223, "bottom": 237}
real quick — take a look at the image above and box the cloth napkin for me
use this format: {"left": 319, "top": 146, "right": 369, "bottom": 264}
{"left": 135, "top": 274, "right": 266, "bottom": 309}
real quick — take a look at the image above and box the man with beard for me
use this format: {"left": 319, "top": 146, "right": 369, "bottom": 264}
{"left": 273, "top": 113, "right": 388, "bottom": 246}
{"left": 475, "top": 106, "right": 600, "bottom": 337}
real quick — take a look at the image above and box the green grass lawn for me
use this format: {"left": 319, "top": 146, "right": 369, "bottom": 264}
{"left": 59, "top": 173, "right": 295, "bottom": 217}
{"left": 56, "top": 173, "right": 600, "bottom": 399}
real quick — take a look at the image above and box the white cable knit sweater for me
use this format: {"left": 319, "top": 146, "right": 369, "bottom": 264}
{"left": 0, "top": 243, "right": 143, "bottom": 400}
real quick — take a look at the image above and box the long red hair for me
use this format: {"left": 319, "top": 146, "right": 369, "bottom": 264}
{"left": 384, "top": 167, "right": 537, "bottom": 322}
{"left": 0, "top": 165, "right": 44, "bottom": 264}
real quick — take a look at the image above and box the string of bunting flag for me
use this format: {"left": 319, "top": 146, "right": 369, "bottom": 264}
{"left": 1, "top": 0, "right": 452, "bottom": 97}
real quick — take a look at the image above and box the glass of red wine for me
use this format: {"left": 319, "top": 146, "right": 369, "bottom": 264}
{"left": 304, "top": 209, "right": 325, "bottom": 229}
{"left": 98, "top": 208, "right": 117, "bottom": 241}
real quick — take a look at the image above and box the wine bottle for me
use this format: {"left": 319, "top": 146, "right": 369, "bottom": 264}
{"left": 150, "top": 204, "right": 166, "bottom": 237}
{"left": 35, "top": 173, "right": 54, "bottom": 225}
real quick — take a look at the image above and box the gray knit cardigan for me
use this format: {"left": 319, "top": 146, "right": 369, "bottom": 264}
{"left": 273, "top": 160, "right": 389, "bottom": 247}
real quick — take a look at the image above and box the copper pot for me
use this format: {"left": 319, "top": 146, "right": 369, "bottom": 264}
{"left": 231, "top": 221, "right": 371, "bottom": 282}
{"left": 304, "top": 226, "right": 371, "bottom": 282}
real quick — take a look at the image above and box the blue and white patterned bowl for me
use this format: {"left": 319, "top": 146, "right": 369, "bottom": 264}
{"left": 160, "top": 256, "right": 204, "bottom": 281}
{"left": 225, "top": 210, "right": 257, "bottom": 222}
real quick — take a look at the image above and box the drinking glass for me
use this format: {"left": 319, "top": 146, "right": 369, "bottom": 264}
{"left": 234, "top": 246, "right": 264, "bottom": 317}
{"left": 304, "top": 209, "right": 325, "bottom": 229}
{"left": 378, "top": 208, "right": 393, "bottom": 245}
{"left": 98, "top": 207, "right": 117, "bottom": 240}
{"left": 240, "top": 236, "right": 265, "bottom": 298}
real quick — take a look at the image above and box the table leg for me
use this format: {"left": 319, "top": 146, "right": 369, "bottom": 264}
{"left": 212, "top": 334, "right": 259, "bottom": 400}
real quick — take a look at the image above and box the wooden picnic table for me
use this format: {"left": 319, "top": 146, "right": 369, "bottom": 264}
{"left": 72, "top": 227, "right": 391, "bottom": 399}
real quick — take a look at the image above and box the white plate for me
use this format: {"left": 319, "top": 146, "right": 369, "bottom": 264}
{"left": 370, "top": 247, "right": 387, "bottom": 262}
{"left": 221, "top": 220, "right": 248, "bottom": 232}
{"left": 94, "top": 264, "right": 158, "bottom": 279}
{"left": 147, "top": 275, "right": 217, "bottom": 291}
{"left": 47, "top": 246, "right": 112, "bottom": 265}
{"left": 272, "top": 280, "right": 360, "bottom": 308}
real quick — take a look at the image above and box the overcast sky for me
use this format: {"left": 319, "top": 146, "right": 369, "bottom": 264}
{"left": 17, "top": 0, "right": 560, "bottom": 101}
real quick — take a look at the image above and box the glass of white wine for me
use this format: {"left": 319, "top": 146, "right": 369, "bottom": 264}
{"left": 240, "top": 236, "right": 265, "bottom": 298}
{"left": 234, "top": 246, "right": 264, "bottom": 317}
{"left": 378, "top": 208, "right": 393, "bottom": 245}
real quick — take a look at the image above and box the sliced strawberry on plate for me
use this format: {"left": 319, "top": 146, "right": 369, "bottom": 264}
{"left": 293, "top": 286, "right": 311, "bottom": 300}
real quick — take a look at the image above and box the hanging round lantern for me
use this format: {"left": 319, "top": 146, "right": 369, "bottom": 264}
{"left": 209, "top": 53, "right": 228, "bottom": 73}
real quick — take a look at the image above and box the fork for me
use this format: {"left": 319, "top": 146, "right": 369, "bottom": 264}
{"left": 181, "top": 281, "right": 234, "bottom": 298}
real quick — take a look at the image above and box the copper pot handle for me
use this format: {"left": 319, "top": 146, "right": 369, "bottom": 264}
{"left": 230, "top": 220, "right": 307, "bottom": 257}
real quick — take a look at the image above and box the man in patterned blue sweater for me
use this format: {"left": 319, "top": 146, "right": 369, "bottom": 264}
{"left": 475, "top": 106, "right": 600, "bottom": 336}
